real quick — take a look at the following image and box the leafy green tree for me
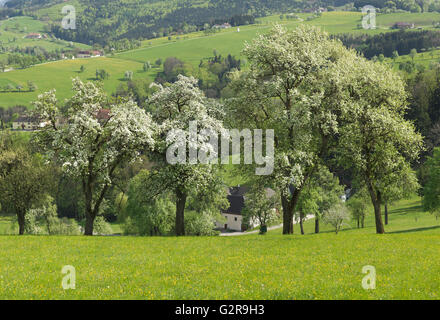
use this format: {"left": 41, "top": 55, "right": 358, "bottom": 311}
{"left": 306, "top": 167, "right": 344, "bottom": 233}
{"left": 337, "top": 54, "right": 423, "bottom": 234}
{"left": 124, "top": 70, "right": 133, "bottom": 81}
{"left": 27, "top": 81, "right": 37, "bottom": 92}
{"left": 0, "top": 132, "right": 52, "bottom": 234}
{"left": 155, "top": 58, "right": 163, "bottom": 67}
{"left": 242, "top": 185, "right": 280, "bottom": 234}
{"left": 33, "top": 78, "right": 156, "bottom": 235}
{"left": 378, "top": 54, "right": 385, "bottom": 63}
{"left": 347, "top": 188, "right": 369, "bottom": 228}
{"left": 96, "top": 69, "right": 109, "bottom": 80}
{"left": 410, "top": 48, "right": 417, "bottom": 62}
{"left": 296, "top": 185, "right": 320, "bottom": 235}
{"left": 143, "top": 61, "right": 151, "bottom": 72}
{"left": 422, "top": 147, "right": 440, "bottom": 220}
{"left": 123, "top": 170, "right": 175, "bottom": 236}
{"left": 382, "top": 166, "right": 419, "bottom": 224}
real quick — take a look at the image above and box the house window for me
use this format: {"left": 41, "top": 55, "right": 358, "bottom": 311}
{"left": 234, "top": 217, "right": 237, "bottom": 221}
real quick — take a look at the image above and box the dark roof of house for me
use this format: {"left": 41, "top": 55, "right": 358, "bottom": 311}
{"left": 79, "top": 50, "right": 101, "bottom": 55}
{"left": 228, "top": 186, "right": 248, "bottom": 196}
{"left": 222, "top": 186, "right": 275, "bottom": 215}
{"left": 222, "top": 194, "right": 245, "bottom": 215}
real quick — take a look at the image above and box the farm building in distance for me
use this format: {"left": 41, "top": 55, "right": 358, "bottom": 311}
{"left": 25, "top": 33, "right": 43, "bottom": 39}
{"left": 12, "top": 115, "right": 46, "bottom": 131}
{"left": 213, "top": 23, "right": 232, "bottom": 29}
{"left": 76, "top": 50, "right": 102, "bottom": 58}
{"left": 216, "top": 186, "right": 276, "bottom": 232}
{"left": 393, "top": 22, "right": 415, "bottom": 29}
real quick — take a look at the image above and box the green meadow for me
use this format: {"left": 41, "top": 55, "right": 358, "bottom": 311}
{"left": 0, "top": 16, "right": 89, "bottom": 52}
{"left": 0, "top": 196, "right": 439, "bottom": 299}
{"left": 2, "top": 11, "right": 440, "bottom": 108}
{"left": 0, "top": 57, "right": 145, "bottom": 106}
{"left": 386, "top": 48, "right": 440, "bottom": 71}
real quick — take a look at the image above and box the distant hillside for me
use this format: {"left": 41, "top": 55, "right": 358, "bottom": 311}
{"left": 4, "top": 0, "right": 440, "bottom": 45}
{"left": 2, "top": 0, "right": 353, "bottom": 45}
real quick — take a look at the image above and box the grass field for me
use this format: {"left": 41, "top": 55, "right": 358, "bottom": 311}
{"left": 386, "top": 48, "right": 440, "bottom": 72}
{"left": 0, "top": 196, "right": 439, "bottom": 299}
{"left": 0, "top": 16, "right": 89, "bottom": 52}
{"left": 1, "top": 11, "right": 440, "bottom": 108}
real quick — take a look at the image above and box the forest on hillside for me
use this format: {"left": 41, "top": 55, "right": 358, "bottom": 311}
{"left": 4, "top": 0, "right": 440, "bottom": 45}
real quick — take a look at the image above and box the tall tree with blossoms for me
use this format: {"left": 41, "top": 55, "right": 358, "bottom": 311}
{"left": 227, "top": 24, "right": 356, "bottom": 234}
{"left": 146, "top": 75, "right": 227, "bottom": 236}
{"left": 336, "top": 53, "right": 423, "bottom": 234}
{"left": 33, "top": 78, "right": 156, "bottom": 235}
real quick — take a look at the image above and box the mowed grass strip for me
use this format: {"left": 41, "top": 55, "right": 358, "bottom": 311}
{"left": 0, "top": 197, "right": 439, "bottom": 300}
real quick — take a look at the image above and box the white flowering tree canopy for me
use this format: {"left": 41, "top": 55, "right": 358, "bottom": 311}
{"left": 334, "top": 47, "right": 424, "bottom": 234}
{"left": 146, "top": 75, "right": 225, "bottom": 193}
{"left": 34, "top": 78, "right": 156, "bottom": 182}
{"left": 33, "top": 78, "right": 156, "bottom": 235}
{"left": 227, "top": 24, "right": 352, "bottom": 195}
{"left": 336, "top": 54, "right": 423, "bottom": 194}
{"left": 146, "top": 75, "right": 227, "bottom": 235}
{"left": 148, "top": 74, "right": 224, "bottom": 157}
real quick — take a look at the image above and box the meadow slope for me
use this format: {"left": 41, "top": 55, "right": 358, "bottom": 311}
{"left": 0, "top": 197, "right": 439, "bottom": 300}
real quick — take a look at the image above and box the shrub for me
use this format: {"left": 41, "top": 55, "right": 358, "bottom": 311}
{"left": 22, "top": 196, "right": 81, "bottom": 235}
{"left": 323, "top": 204, "right": 351, "bottom": 234}
{"left": 123, "top": 196, "right": 175, "bottom": 236}
{"left": 185, "top": 211, "right": 219, "bottom": 236}
{"left": 92, "top": 216, "right": 113, "bottom": 235}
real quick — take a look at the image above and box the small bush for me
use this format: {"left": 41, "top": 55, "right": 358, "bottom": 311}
{"left": 323, "top": 204, "right": 351, "bottom": 234}
{"left": 185, "top": 211, "right": 218, "bottom": 236}
{"left": 92, "top": 216, "right": 113, "bottom": 235}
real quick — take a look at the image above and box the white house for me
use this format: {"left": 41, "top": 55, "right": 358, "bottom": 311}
{"left": 12, "top": 115, "right": 46, "bottom": 131}
{"left": 216, "top": 186, "right": 276, "bottom": 232}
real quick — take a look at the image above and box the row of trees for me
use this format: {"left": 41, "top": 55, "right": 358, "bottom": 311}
{"left": 225, "top": 24, "right": 422, "bottom": 235}
{"left": 1, "top": 25, "right": 424, "bottom": 236}
{"left": 337, "top": 30, "right": 440, "bottom": 59}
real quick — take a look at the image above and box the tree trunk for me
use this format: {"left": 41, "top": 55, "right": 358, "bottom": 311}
{"left": 17, "top": 211, "right": 25, "bottom": 235}
{"left": 281, "top": 194, "right": 294, "bottom": 235}
{"left": 84, "top": 211, "right": 95, "bottom": 236}
{"left": 357, "top": 217, "right": 360, "bottom": 229}
{"left": 299, "top": 212, "right": 304, "bottom": 235}
{"left": 384, "top": 202, "right": 388, "bottom": 225}
{"left": 175, "top": 188, "right": 187, "bottom": 236}
{"left": 315, "top": 217, "right": 320, "bottom": 233}
{"left": 84, "top": 183, "right": 95, "bottom": 235}
{"left": 367, "top": 185, "right": 385, "bottom": 234}
{"left": 361, "top": 215, "right": 365, "bottom": 228}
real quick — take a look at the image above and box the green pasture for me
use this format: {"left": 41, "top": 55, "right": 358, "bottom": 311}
{"left": 0, "top": 196, "right": 439, "bottom": 299}
{"left": 0, "top": 57, "right": 146, "bottom": 106}
{"left": 0, "top": 16, "right": 89, "bottom": 51}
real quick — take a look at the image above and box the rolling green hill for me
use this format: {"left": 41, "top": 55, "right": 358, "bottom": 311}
{"left": 0, "top": 15, "right": 89, "bottom": 56}
{"left": 1, "top": 11, "right": 440, "bottom": 108}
